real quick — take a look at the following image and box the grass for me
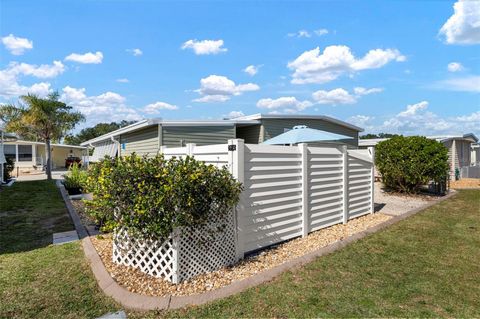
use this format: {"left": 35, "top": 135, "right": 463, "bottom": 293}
{"left": 0, "top": 180, "right": 73, "bottom": 253}
{"left": 1, "top": 181, "right": 479, "bottom": 318}
{"left": 152, "top": 189, "right": 480, "bottom": 318}
{"left": 0, "top": 180, "right": 119, "bottom": 319}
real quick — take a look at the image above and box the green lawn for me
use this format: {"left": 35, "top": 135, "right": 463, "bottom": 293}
{"left": 0, "top": 181, "right": 119, "bottom": 319}
{"left": 0, "top": 180, "right": 73, "bottom": 254}
{"left": 157, "top": 189, "right": 480, "bottom": 318}
{"left": 1, "top": 181, "right": 479, "bottom": 318}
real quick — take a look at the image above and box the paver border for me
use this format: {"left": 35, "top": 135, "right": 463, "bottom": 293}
{"left": 57, "top": 182, "right": 457, "bottom": 311}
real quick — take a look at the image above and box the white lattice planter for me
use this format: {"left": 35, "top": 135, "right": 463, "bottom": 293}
{"left": 113, "top": 212, "right": 237, "bottom": 283}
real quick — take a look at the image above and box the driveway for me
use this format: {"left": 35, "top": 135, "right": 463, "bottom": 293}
{"left": 15, "top": 169, "right": 68, "bottom": 181}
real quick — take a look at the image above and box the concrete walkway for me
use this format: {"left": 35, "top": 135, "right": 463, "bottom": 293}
{"left": 16, "top": 169, "right": 67, "bottom": 181}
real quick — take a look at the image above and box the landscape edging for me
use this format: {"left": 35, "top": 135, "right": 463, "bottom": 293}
{"left": 58, "top": 184, "right": 457, "bottom": 311}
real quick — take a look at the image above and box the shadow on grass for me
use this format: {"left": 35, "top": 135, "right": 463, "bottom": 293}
{"left": 0, "top": 180, "right": 74, "bottom": 254}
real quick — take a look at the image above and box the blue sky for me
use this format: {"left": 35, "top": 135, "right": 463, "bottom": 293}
{"left": 1, "top": 0, "right": 479, "bottom": 136}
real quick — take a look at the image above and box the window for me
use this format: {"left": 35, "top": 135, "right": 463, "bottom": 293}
{"left": 18, "top": 145, "right": 32, "bottom": 162}
{"left": 4, "top": 145, "right": 16, "bottom": 162}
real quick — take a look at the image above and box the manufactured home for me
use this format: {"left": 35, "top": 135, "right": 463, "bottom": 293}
{"left": 3, "top": 140, "right": 87, "bottom": 171}
{"left": 81, "top": 114, "right": 364, "bottom": 161}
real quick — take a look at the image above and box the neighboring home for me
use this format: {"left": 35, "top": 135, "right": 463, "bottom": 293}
{"left": 472, "top": 143, "right": 480, "bottom": 166}
{"left": 359, "top": 133, "right": 479, "bottom": 178}
{"left": 80, "top": 114, "right": 364, "bottom": 161}
{"left": 429, "top": 134, "right": 479, "bottom": 178}
{"left": 3, "top": 140, "right": 87, "bottom": 171}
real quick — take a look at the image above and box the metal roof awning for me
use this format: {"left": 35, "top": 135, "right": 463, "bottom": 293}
{"left": 90, "top": 140, "right": 118, "bottom": 162}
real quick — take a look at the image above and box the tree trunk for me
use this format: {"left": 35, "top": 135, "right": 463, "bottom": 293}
{"left": 45, "top": 138, "right": 52, "bottom": 180}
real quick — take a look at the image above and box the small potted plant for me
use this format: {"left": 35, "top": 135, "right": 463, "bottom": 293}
{"left": 63, "top": 162, "right": 87, "bottom": 195}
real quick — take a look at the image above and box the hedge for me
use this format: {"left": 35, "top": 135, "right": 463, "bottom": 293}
{"left": 84, "top": 154, "right": 243, "bottom": 240}
{"left": 375, "top": 136, "right": 449, "bottom": 193}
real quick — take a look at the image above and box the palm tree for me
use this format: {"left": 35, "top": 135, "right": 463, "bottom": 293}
{"left": 1, "top": 92, "right": 85, "bottom": 180}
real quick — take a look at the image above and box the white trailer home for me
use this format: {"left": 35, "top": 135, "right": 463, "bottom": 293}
{"left": 2, "top": 140, "right": 87, "bottom": 172}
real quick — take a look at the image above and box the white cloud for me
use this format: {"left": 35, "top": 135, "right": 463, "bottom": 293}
{"left": 312, "top": 88, "right": 357, "bottom": 105}
{"left": 1, "top": 34, "right": 33, "bottom": 55}
{"left": 288, "top": 28, "right": 328, "bottom": 38}
{"left": 455, "top": 111, "right": 480, "bottom": 123}
{"left": 65, "top": 51, "right": 103, "bottom": 64}
{"left": 354, "top": 101, "right": 479, "bottom": 136}
{"left": 127, "top": 48, "right": 143, "bottom": 56}
{"left": 288, "top": 45, "right": 405, "bottom": 84}
{"left": 226, "top": 111, "right": 245, "bottom": 119}
{"left": 181, "top": 39, "right": 227, "bottom": 55}
{"left": 243, "top": 64, "right": 261, "bottom": 76}
{"left": 60, "top": 86, "right": 142, "bottom": 125}
{"left": 439, "top": 0, "right": 480, "bottom": 45}
{"left": 288, "top": 30, "right": 311, "bottom": 38}
{"left": 314, "top": 29, "right": 329, "bottom": 36}
{"left": 436, "top": 75, "right": 480, "bottom": 92}
{"left": 447, "top": 62, "right": 464, "bottom": 72}
{"left": 0, "top": 60, "right": 65, "bottom": 98}
{"left": 116, "top": 78, "right": 129, "bottom": 83}
{"left": 347, "top": 115, "right": 375, "bottom": 131}
{"left": 398, "top": 101, "right": 429, "bottom": 117}
{"left": 312, "top": 87, "right": 383, "bottom": 105}
{"left": 257, "top": 97, "right": 312, "bottom": 112}
{"left": 143, "top": 101, "right": 178, "bottom": 114}
{"left": 193, "top": 75, "right": 259, "bottom": 103}
{"left": 353, "top": 87, "right": 384, "bottom": 95}
{"left": 193, "top": 95, "right": 231, "bottom": 103}
{"left": 380, "top": 101, "right": 458, "bottom": 134}
{"left": 4, "top": 61, "right": 65, "bottom": 79}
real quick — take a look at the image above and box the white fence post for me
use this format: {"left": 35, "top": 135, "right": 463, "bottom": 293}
{"left": 171, "top": 229, "right": 180, "bottom": 284}
{"left": 229, "top": 139, "right": 245, "bottom": 261}
{"left": 299, "top": 143, "right": 309, "bottom": 237}
{"left": 342, "top": 145, "right": 349, "bottom": 224}
{"left": 186, "top": 143, "right": 196, "bottom": 156}
{"left": 368, "top": 146, "right": 375, "bottom": 214}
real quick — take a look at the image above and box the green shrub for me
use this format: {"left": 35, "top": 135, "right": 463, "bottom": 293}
{"left": 375, "top": 136, "right": 449, "bottom": 193}
{"left": 83, "top": 154, "right": 243, "bottom": 239}
{"left": 3, "top": 157, "right": 14, "bottom": 181}
{"left": 63, "top": 162, "right": 87, "bottom": 189}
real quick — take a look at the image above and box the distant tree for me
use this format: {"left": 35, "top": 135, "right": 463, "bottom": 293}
{"left": 64, "top": 120, "right": 136, "bottom": 145}
{"left": 1, "top": 92, "right": 85, "bottom": 180}
{"left": 360, "top": 133, "right": 401, "bottom": 139}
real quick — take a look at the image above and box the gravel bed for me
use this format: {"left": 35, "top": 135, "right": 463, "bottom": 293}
{"left": 450, "top": 178, "right": 480, "bottom": 189}
{"left": 374, "top": 182, "right": 441, "bottom": 216}
{"left": 90, "top": 212, "right": 391, "bottom": 297}
{"left": 70, "top": 200, "right": 97, "bottom": 229}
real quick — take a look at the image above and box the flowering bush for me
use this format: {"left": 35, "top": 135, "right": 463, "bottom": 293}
{"left": 84, "top": 154, "right": 243, "bottom": 239}
{"left": 375, "top": 136, "right": 449, "bottom": 193}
